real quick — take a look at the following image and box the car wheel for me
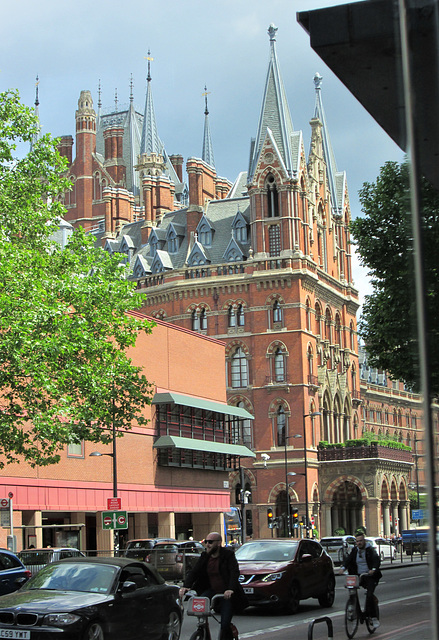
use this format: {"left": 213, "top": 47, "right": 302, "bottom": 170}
{"left": 83, "top": 622, "right": 104, "bottom": 640}
{"left": 161, "top": 609, "right": 182, "bottom": 640}
{"left": 285, "top": 582, "right": 301, "bottom": 614}
{"left": 318, "top": 575, "right": 335, "bottom": 608}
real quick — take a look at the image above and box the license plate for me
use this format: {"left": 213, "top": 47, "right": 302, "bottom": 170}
{"left": 244, "top": 587, "right": 254, "bottom": 594}
{"left": 0, "top": 631, "right": 31, "bottom": 639}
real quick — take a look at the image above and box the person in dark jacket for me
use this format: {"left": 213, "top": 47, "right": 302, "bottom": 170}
{"left": 340, "top": 532, "right": 382, "bottom": 629}
{"left": 179, "top": 532, "right": 248, "bottom": 640}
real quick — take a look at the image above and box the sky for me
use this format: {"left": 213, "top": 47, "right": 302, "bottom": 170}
{"left": 1, "top": 0, "right": 405, "bottom": 310}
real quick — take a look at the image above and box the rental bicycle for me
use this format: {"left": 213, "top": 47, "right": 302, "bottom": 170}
{"left": 344, "top": 574, "right": 379, "bottom": 638}
{"left": 185, "top": 592, "right": 238, "bottom": 640}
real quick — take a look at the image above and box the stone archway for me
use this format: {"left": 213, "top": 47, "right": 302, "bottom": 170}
{"left": 324, "top": 477, "right": 368, "bottom": 535}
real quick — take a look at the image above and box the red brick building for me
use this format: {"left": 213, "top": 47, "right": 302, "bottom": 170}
{"left": 28, "top": 24, "right": 432, "bottom": 540}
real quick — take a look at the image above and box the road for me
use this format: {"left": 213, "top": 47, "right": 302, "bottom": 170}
{"left": 179, "top": 561, "right": 432, "bottom": 639}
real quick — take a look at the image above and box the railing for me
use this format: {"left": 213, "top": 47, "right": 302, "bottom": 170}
{"left": 318, "top": 443, "right": 413, "bottom": 463}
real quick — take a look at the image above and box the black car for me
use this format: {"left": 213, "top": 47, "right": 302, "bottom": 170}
{"left": 146, "top": 541, "right": 204, "bottom": 580}
{"left": 0, "top": 548, "right": 31, "bottom": 595}
{"left": 0, "top": 557, "right": 182, "bottom": 640}
{"left": 236, "top": 538, "right": 335, "bottom": 614}
{"left": 124, "top": 538, "right": 176, "bottom": 561}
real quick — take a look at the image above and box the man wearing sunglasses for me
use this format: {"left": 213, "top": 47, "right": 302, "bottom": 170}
{"left": 179, "top": 532, "right": 248, "bottom": 640}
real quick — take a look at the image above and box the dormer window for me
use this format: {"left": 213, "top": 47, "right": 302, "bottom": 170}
{"left": 149, "top": 235, "right": 158, "bottom": 257}
{"left": 197, "top": 216, "right": 214, "bottom": 247}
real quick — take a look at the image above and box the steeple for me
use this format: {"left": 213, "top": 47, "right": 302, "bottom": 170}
{"left": 31, "top": 75, "right": 40, "bottom": 151}
{"left": 127, "top": 74, "right": 141, "bottom": 196}
{"left": 140, "top": 51, "right": 162, "bottom": 156}
{"left": 201, "top": 86, "right": 215, "bottom": 168}
{"left": 97, "top": 80, "right": 102, "bottom": 130}
{"left": 312, "top": 72, "right": 343, "bottom": 216}
{"left": 248, "top": 24, "right": 294, "bottom": 181}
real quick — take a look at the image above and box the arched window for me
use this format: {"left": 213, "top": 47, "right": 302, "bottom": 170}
{"left": 200, "top": 308, "right": 207, "bottom": 331}
{"left": 306, "top": 299, "right": 312, "bottom": 332}
{"left": 277, "top": 406, "right": 286, "bottom": 446}
{"left": 315, "top": 303, "right": 322, "bottom": 335}
{"left": 93, "top": 173, "right": 102, "bottom": 201}
{"left": 231, "top": 347, "right": 248, "bottom": 388}
{"left": 149, "top": 236, "right": 158, "bottom": 257}
{"left": 237, "top": 304, "right": 245, "bottom": 327}
{"left": 266, "top": 174, "right": 279, "bottom": 217}
{"left": 325, "top": 308, "right": 332, "bottom": 342}
{"left": 274, "top": 348, "right": 285, "bottom": 382}
{"left": 335, "top": 314, "right": 342, "bottom": 346}
{"left": 307, "top": 345, "right": 314, "bottom": 378}
{"left": 273, "top": 300, "right": 282, "bottom": 324}
{"left": 350, "top": 320, "right": 355, "bottom": 351}
{"left": 228, "top": 306, "right": 236, "bottom": 328}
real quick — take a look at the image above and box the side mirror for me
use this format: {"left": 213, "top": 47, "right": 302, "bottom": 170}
{"left": 120, "top": 580, "right": 137, "bottom": 593}
{"left": 300, "top": 553, "right": 312, "bottom": 563}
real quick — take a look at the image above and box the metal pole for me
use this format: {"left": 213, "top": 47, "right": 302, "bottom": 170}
{"left": 9, "top": 495, "right": 14, "bottom": 552}
{"left": 240, "top": 465, "right": 246, "bottom": 544}
{"left": 303, "top": 414, "right": 309, "bottom": 538}
{"left": 284, "top": 435, "right": 291, "bottom": 537}
{"left": 112, "top": 393, "right": 119, "bottom": 553}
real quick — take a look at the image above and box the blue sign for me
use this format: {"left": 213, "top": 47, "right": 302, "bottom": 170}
{"left": 412, "top": 509, "right": 424, "bottom": 520}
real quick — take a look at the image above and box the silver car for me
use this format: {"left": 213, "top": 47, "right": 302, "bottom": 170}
{"left": 319, "top": 535, "right": 356, "bottom": 565}
{"left": 18, "top": 547, "right": 85, "bottom": 576}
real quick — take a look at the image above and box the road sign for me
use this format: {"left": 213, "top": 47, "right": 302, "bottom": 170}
{"left": 102, "top": 511, "right": 128, "bottom": 530}
{"left": 0, "top": 499, "right": 9, "bottom": 509}
{"left": 412, "top": 509, "right": 424, "bottom": 520}
{"left": 107, "top": 497, "right": 121, "bottom": 511}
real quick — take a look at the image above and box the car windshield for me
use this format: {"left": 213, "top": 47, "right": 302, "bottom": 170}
{"left": 320, "top": 539, "right": 344, "bottom": 547}
{"left": 22, "top": 562, "right": 118, "bottom": 594}
{"left": 235, "top": 542, "right": 298, "bottom": 562}
{"left": 18, "top": 551, "right": 53, "bottom": 566}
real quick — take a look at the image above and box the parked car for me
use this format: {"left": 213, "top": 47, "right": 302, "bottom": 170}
{"left": 18, "top": 547, "right": 85, "bottom": 576}
{"left": 0, "top": 557, "right": 182, "bottom": 640}
{"left": 147, "top": 540, "right": 204, "bottom": 580}
{"left": 0, "top": 548, "right": 31, "bottom": 596}
{"left": 319, "top": 535, "right": 356, "bottom": 565}
{"left": 235, "top": 538, "right": 335, "bottom": 614}
{"left": 124, "top": 538, "right": 176, "bottom": 562}
{"left": 366, "top": 537, "right": 396, "bottom": 560}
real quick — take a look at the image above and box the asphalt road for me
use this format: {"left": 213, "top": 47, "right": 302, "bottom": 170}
{"left": 179, "top": 560, "right": 432, "bottom": 640}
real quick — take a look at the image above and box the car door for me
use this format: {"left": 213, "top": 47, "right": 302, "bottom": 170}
{"left": 295, "top": 541, "right": 319, "bottom": 598}
{"left": 0, "top": 552, "right": 24, "bottom": 595}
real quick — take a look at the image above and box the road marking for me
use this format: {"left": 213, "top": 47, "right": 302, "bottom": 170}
{"left": 400, "top": 575, "right": 425, "bottom": 580}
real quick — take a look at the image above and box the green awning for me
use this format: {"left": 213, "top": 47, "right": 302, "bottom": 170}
{"left": 152, "top": 392, "right": 254, "bottom": 420}
{"left": 153, "top": 435, "right": 256, "bottom": 458}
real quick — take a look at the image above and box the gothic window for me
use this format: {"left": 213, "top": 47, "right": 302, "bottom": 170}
{"left": 273, "top": 300, "right": 282, "bottom": 324}
{"left": 93, "top": 172, "right": 102, "bottom": 201}
{"left": 268, "top": 225, "right": 281, "bottom": 256}
{"left": 238, "top": 401, "right": 253, "bottom": 449}
{"left": 235, "top": 222, "right": 247, "bottom": 243}
{"left": 350, "top": 320, "right": 355, "bottom": 350}
{"left": 237, "top": 304, "right": 245, "bottom": 327}
{"left": 149, "top": 235, "right": 158, "bottom": 257}
{"left": 197, "top": 219, "right": 213, "bottom": 247}
{"left": 274, "top": 348, "right": 285, "bottom": 382}
{"left": 276, "top": 406, "right": 286, "bottom": 446}
{"left": 266, "top": 174, "right": 279, "bottom": 217}
{"left": 306, "top": 299, "right": 312, "bottom": 332}
{"left": 351, "top": 364, "right": 357, "bottom": 391}
{"left": 315, "top": 303, "right": 323, "bottom": 335}
{"left": 335, "top": 314, "right": 342, "bottom": 346}
{"left": 307, "top": 345, "right": 314, "bottom": 378}
{"left": 231, "top": 347, "right": 248, "bottom": 389}
{"left": 228, "top": 306, "right": 236, "bottom": 328}
{"left": 200, "top": 308, "right": 207, "bottom": 331}
{"left": 325, "top": 308, "right": 332, "bottom": 342}
{"left": 66, "top": 177, "right": 76, "bottom": 206}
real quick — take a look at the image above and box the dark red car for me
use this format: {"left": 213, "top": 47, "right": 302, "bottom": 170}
{"left": 235, "top": 538, "right": 335, "bottom": 614}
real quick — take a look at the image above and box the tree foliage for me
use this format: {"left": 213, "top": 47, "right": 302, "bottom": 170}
{"left": 351, "top": 161, "right": 439, "bottom": 395}
{"left": 0, "top": 90, "right": 155, "bottom": 468}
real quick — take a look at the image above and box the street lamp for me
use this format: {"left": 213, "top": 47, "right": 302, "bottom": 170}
{"left": 294, "top": 412, "right": 321, "bottom": 537}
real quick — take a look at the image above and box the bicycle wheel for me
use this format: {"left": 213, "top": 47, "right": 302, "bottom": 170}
{"left": 345, "top": 596, "right": 359, "bottom": 639}
{"left": 365, "top": 616, "right": 377, "bottom": 634}
{"left": 189, "top": 629, "right": 206, "bottom": 640}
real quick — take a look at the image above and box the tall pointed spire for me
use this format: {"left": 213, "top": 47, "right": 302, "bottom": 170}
{"left": 201, "top": 85, "right": 215, "bottom": 168}
{"left": 97, "top": 79, "right": 102, "bottom": 130}
{"left": 127, "top": 74, "right": 141, "bottom": 196}
{"left": 31, "top": 75, "right": 40, "bottom": 151}
{"left": 248, "top": 24, "right": 294, "bottom": 180}
{"left": 312, "top": 72, "right": 342, "bottom": 216}
{"left": 140, "top": 50, "right": 162, "bottom": 155}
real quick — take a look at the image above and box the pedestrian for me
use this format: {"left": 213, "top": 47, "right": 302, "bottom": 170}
{"left": 179, "top": 531, "right": 248, "bottom": 640}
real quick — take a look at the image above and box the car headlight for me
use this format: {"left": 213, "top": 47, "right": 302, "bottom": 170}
{"left": 43, "top": 613, "right": 82, "bottom": 626}
{"left": 261, "top": 571, "right": 285, "bottom": 582}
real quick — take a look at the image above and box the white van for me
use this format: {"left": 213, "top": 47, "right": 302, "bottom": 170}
{"left": 319, "top": 535, "right": 356, "bottom": 565}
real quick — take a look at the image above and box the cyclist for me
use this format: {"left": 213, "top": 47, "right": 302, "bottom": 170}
{"left": 339, "top": 532, "right": 382, "bottom": 629}
{"left": 179, "top": 532, "right": 248, "bottom": 640}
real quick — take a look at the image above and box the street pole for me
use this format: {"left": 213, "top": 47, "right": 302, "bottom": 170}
{"left": 284, "top": 434, "right": 291, "bottom": 537}
{"left": 240, "top": 465, "right": 246, "bottom": 544}
{"left": 302, "top": 413, "right": 309, "bottom": 538}
{"left": 112, "top": 394, "right": 119, "bottom": 553}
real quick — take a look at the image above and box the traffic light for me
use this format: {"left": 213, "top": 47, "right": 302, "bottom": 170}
{"left": 292, "top": 508, "right": 299, "bottom": 525}
{"left": 267, "top": 508, "right": 274, "bottom": 527}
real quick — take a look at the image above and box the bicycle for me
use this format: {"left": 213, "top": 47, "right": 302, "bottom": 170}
{"left": 344, "top": 574, "right": 380, "bottom": 638}
{"left": 185, "top": 592, "right": 239, "bottom": 640}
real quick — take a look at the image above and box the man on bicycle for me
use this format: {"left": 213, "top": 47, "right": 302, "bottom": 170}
{"left": 179, "top": 532, "right": 248, "bottom": 640}
{"left": 340, "top": 532, "right": 382, "bottom": 629}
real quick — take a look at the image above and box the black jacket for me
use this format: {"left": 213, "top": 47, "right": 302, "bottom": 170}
{"left": 184, "top": 546, "right": 248, "bottom": 612}
{"left": 344, "top": 544, "right": 382, "bottom": 582}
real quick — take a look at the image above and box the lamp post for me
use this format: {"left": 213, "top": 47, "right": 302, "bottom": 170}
{"left": 297, "top": 411, "right": 321, "bottom": 538}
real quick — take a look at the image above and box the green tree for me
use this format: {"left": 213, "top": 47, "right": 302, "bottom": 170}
{"left": 351, "top": 161, "right": 439, "bottom": 394}
{"left": 0, "top": 90, "right": 155, "bottom": 468}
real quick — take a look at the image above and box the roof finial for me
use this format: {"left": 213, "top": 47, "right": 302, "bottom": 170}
{"left": 130, "top": 73, "right": 134, "bottom": 103}
{"left": 268, "top": 23, "right": 278, "bottom": 42}
{"left": 34, "top": 75, "right": 39, "bottom": 107}
{"left": 145, "top": 50, "right": 153, "bottom": 83}
{"left": 202, "top": 85, "right": 210, "bottom": 116}
{"left": 314, "top": 72, "right": 323, "bottom": 91}
{"left": 97, "top": 79, "right": 102, "bottom": 110}
{"left": 114, "top": 88, "right": 118, "bottom": 112}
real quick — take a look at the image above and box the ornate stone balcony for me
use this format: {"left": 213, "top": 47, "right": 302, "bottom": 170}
{"left": 317, "top": 443, "right": 413, "bottom": 464}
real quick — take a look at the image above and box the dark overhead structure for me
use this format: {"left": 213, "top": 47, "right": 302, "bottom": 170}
{"left": 297, "top": 0, "right": 439, "bottom": 189}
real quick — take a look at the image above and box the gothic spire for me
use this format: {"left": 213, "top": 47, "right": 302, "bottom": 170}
{"left": 97, "top": 79, "right": 102, "bottom": 130}
{"left": 312, "top": 72, "right": 343, "bottom": 216}
{"left": 201, "top": 85, "right": 215, "bottom": 168}
{"left": 31, "top": 75, "right": 40, "bottom": 151}
{"left": 140, "top": 50, "right": 162, "bottom": 155}
{"left": 127, "top": 74, "right": 141, "bottom": 196}
{"left": 248, "top": 24, "right": 294, "bottom": 180}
